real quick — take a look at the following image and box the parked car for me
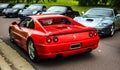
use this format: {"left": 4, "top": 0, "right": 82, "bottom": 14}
{"left": 42, "top": 5, "right": 80, "bottom": 18}
{"left": 2, "top": 4, "right": 29, "bottom": 17}
{"left": 0, "top": 3, "right": 13, "bottom": 15}
{"left": 9, "top": 15, "right": 99, "bottom": 62}
{"left": 18, "top": 4, "right": 47, "bottom": 20}
{"left": 74, "top": 8, "right": 120, "bottom": 37}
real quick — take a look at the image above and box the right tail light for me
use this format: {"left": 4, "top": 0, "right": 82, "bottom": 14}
{"left": 89, "top": 31, "right": 98, "bottom": 37}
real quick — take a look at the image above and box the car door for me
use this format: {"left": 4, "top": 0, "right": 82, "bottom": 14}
{"left": 113, "top": 9, "right": 120, "bottom": 29}
{"left": 114, "top": 15, "right": 120, "bottom": 29}
{"left": 17, "top": 17, "right": 34, "bottom": 49}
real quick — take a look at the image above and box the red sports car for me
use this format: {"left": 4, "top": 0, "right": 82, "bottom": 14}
{"left": 9, "top": 15, "right": 99, "bottom": 62}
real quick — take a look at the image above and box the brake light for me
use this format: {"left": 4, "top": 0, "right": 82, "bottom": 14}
{"left": 89, "top": 31, "right": 97, "bottom": 37}
{"left": 53, "top": 37, "right": 59, "bottom": 42}
{"left": 89, "top": 31, "right": 94, "bottom": 37}
{"left": 46, "top": 36, "right": 59, "bottom": 43}
{"left": 46, "top": 37, "right": 52, "bottom": 43}
{"left": 94, "top": 31, "right": 97, "bottom": 36}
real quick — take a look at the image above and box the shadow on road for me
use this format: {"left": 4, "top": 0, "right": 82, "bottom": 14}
{"left": 34, "top": 52, "right": 96, "bottom": 67}
{"left": 2, "top": 38, "right": 97, "bottom": 67}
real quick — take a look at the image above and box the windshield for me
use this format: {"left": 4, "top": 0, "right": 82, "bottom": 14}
{"left": 13, "top": 4, "right": 25, "bottom": 9}
{"left": 0, "top": 4, "right": 8, "bottom": 8}
{"left": 27, "top": 5, "right": 42, "bottom": 10}
{"left": 47, "top": 6, "right": 67, "bottom": 13}
{"left": 83, "top": 9, "right": 113, "bottom": 18}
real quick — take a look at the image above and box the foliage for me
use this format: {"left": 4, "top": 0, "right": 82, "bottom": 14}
{"left": 76, "top": 0, "right": 120, "bottom": 8}
{"left": 0, "top": 0, "right": 120, "bottom": 13}
{"left": 0, "top": 0, "right": 57, "bottom": 3}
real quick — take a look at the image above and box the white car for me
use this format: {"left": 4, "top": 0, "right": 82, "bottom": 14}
{"left": 74, "top": 8, "right": 120, "bottom": 36}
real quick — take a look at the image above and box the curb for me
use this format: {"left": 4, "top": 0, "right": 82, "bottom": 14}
{"left": 0, "top": 54, "right": 12, "bottom": 70}
{"left": 0, "top": 39, "right": 35, "bottom": 70}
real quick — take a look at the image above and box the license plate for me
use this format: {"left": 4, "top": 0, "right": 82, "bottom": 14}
{"left": 70, "top": 43, "right": 81, "bottom": 50}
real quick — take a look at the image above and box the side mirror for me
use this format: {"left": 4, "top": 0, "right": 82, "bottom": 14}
{"left": 81, "top": 11, "right": 85, "bottom": 15}
{"left": 43, "top": 8, "right": 47, "bottom": 12}
{"left": 37, "top": 11, "right": 42, "bottom": 15}
{"left": 116, "top": 14, "right": 120, "bottom": 17}
{"left": 116, "top": 14, "right": 120, "bottom": 19}
{"left": 12, "top": 22, "right": 17, "bottom": 25}
{"left": 67, "top": 10, "right": 72, "bottom": 13}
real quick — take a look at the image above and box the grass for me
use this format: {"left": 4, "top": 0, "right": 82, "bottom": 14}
{"left": 37, "top": 0, "right": 120, "bottom": 14}
{"left": 39, "top": 0, "right": 90, "bottom": 14}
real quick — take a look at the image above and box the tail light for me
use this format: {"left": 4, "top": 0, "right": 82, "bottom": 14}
{"left": 94, "top": 31, "right": 97, "bottom": 36}
{"left": 53, "top": 37, "right": 59, "bottom": 42}
{"left": 89, "top": 31, "right": 98, "bottom": 37}
{"left": 89, "top": 31, "right": 94, "bottom": 37}
{"left": 46, "top": 36, "right": 59, "bottom": 43}
{"left": 46, "top": 37, "right": 52, "bottom": 43}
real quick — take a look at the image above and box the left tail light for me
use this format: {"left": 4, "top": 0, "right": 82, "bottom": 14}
{"left": 46, "top": 37, "right": 52, "bottom": 43}
{"left": 46, "top": 36, "right": 59, "bottom": 43}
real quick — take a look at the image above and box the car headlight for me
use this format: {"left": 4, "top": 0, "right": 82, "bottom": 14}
{"left": 18, "top": 10, "right": 23, "bottom": 14}
{"left": 19, "top": 10, "right": 22, "bottom": 13}
{"left": 97, "top": 23, "right": 108, "bottom": 27}
{"left": 13, "top": 9, "right": 18, "bottom": 12}
{"left": 32, "top": 11, "right": 37, "bottom": 14}
{"left": 3, "top": 9, "right": 6, "bottom": 12}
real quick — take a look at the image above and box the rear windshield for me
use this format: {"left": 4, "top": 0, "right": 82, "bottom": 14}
{"left": 38, "top": 18, "right": 73, "bottom": 26}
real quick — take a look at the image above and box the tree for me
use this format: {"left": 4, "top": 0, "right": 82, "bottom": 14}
{"left": 111, "top": 0, "right": 120, "bottom": 8}
{"left": 77, "top": 0, "right": 120, "bottom": 7}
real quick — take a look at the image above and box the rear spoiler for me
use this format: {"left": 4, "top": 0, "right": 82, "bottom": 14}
{"left": 49, "top": 30, "right": 95, "bottom": 36}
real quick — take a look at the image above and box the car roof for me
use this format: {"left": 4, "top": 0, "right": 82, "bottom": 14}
{"left": 50, "top": 5, "right": 71, "bottom": 8}
{"left": 91, "top": 8, "right": 114, "bottom": 10}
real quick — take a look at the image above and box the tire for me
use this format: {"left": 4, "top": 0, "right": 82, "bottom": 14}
{"left": 27, "top": 39, "right": 39, "bottom": 62}
{"left": 85, "top": 48, "right": 92, "bottom": 53}
{"left": 9, "top": 29, "right": 14, "bottom": 42}
{"left": 109, "top": 24, "right": 115, "bottom": 37}
{"left": 5, "top": 15, "right": 9, "bottom": 18}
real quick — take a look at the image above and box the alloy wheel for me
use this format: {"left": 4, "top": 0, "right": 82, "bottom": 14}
{"left": 110, "top": 25, "right": 115, "bottom": 36}
{"left": 28, "top": 40, "right": 35, "bottom": 60}
{"left": 27, "top": 39, "right": 39, "bottom": 62}
{"left": 9, "top": 29, "right": 14, "bottom": 42}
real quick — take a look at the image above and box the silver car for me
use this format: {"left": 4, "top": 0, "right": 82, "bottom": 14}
{"left": 74, "top": 8, "right": 120, "bottom": 36}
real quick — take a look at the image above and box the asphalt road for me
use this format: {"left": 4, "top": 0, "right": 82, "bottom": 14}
{"left": 0, "top": 16, "right": 120, "bottom": 70}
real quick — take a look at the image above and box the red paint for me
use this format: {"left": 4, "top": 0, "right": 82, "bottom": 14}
{"left": 9, "top": 15, "right": 99, "bottom": 58}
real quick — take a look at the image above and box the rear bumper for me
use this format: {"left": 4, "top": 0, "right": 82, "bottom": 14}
{"left": 35, "top": 37, "right": 99, "bottom": 58}
{"left": 4, "top": 12, "right": 18, "bottom": 17}
{"left": 38, "top": 47, "right": 95, "bottom": 58}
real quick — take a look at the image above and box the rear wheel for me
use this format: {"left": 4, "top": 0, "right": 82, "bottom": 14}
{"left": 85, "top": 48, "right": 92, "bottom": 53}
{"left": 5, "top": 15, "right": 9, "bottom": 18}
{"left": 27, "top": 39, "right": 39, "bottom": 62}
{"left": 9, "top": 29, "right": 14, "bottom": 42}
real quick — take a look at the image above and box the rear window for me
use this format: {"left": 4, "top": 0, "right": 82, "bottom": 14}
{"left": 38, "top": 18, "right": 73, "bottom": 26}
